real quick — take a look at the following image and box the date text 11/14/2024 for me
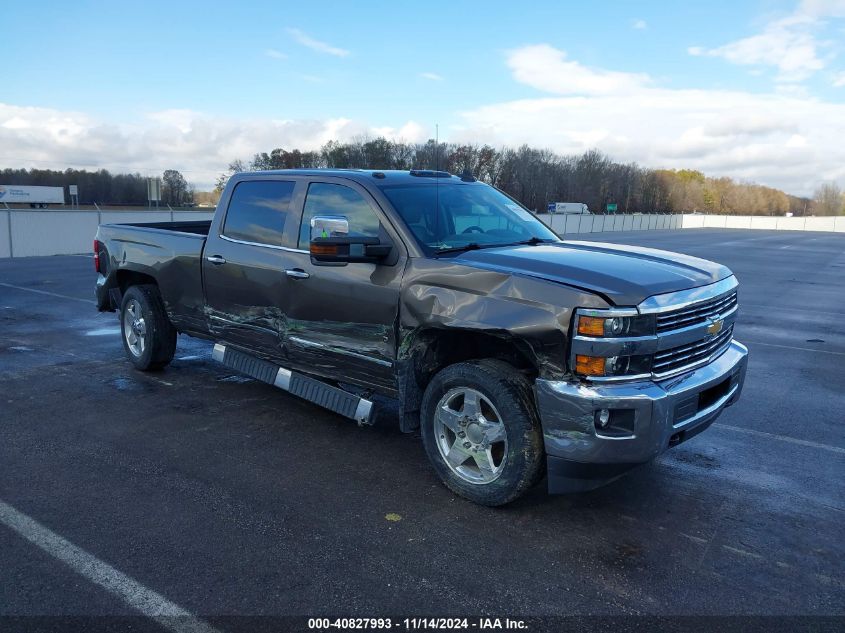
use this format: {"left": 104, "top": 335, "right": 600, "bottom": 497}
{"left": 307, "top": 618, "right": 528, "bottom": 630}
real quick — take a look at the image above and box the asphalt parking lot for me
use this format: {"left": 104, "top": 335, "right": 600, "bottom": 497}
{"left": 1, "top": 228, "right": 843, "bottom": 626}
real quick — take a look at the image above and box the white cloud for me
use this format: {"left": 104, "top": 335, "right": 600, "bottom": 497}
{"left": 774, "top": 83, "right": 812, "bottom": 97}
{"left": 800, "top": 0, "right": 845, "bottom": 18}
{"left": 285, "top": 28, "right": 349, "bottom": 57}
{"left": 688, "top": 16, "right": 822, "bottom": 82}
{"left": 452, "top": 44, "right": 845, "bottom": 195}
{"left": 3, "top": 34, "right": 843, "bottom": 198}
{"left": 0, "top": 103, "right": 425, "bottom": 189}
{"left": 264, "top": 48, "right": 287, "bottom": 59}
{"left": 632, "top": 19, "right": 647, "bottom": 30}
{"left": 833, "top": 71, "right": 845, "bottom": 86}
{"left": 786, "top": 134, "right": 809, "bottom": 147}
{"left": 420, "top": 72, "right": 443, "bottom": 81}
{"left": 687, "top": 1, "right": 845, "bottom": 81}
{"left": 2, "top": 116, "right": 30, "bottom": 130}
{"left": 370, "top": 121, "right": 426, "bottom": 143}
{"left": 506, "top": 44, "right": 650, "bottom": 95}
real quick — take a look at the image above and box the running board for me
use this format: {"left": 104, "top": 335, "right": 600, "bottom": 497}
{"left": 211, "top": 343, "right": 374, "bottom": 425}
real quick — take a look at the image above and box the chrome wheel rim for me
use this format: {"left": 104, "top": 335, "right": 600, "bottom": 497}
{"left": 123, "top": 299, "right": 147, "bottom": 357}
{"left": 434, "top": 387, "right": 508, "bottom": 485}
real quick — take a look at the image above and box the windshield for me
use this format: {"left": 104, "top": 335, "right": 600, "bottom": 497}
{"left": 380, "top": 183, "right": 558, "bottom": 254}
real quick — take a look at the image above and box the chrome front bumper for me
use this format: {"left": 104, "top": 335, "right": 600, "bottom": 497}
{"left": 535, "top": 340, "right": 748, "bottom": 493}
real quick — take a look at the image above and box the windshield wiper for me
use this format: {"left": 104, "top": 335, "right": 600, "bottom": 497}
{"left": 432, "top": 243, "right": 487, "bottom": 255}
{"left": 433, "top": 237, "right": 556, "bottom": 256}
{"left": 510, "top": 236, "right": 555, "bottom": 246}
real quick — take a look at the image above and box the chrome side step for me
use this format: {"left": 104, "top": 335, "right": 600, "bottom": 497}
{"left": 212, "top": 343, "right": 374, "bottom": 425}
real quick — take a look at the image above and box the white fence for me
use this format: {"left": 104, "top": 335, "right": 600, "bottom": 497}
{"left": 1, "top": 209, "right": 215, "bottom": 258}
{"left": 543, "top": 213, "right": 683, "bottom": 234}
{"left": 541, "top": 213, "right": 845, "bottom": 235}
{"left": 1, "top": 209, "right": 843, "bottom": 259}
{"left": 678, "top": 214, "right": 845, "bottom": 232}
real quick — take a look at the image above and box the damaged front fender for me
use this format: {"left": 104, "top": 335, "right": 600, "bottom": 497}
{"left": 394, "top": 257, "right": 610, "bottom": 431}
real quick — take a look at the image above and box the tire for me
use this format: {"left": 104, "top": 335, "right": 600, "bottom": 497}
{"left": 420, "top": 359, "right": 545, "bottom": 506}
{"left": 120, "top": 284, "right": 177, "bottom": 371}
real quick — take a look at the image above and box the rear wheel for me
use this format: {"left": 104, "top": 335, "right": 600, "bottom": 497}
{"left": 120, "top": 284, "right": 176, "bottom": 371}
{"left": 420, "top": 359, "right": 545, "bottom": 506}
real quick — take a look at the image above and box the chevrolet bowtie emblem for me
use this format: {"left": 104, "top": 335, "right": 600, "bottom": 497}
{"left": 706, "top": 318, "right": 724, "bottom": 336}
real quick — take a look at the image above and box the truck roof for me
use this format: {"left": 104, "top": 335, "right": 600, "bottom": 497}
{"left": 233, "top": 169, "right": 478, "bottom": 187}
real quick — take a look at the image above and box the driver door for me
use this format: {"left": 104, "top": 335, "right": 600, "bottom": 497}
{"left": 281, "top": 178, "right": 405, "bottom": 394}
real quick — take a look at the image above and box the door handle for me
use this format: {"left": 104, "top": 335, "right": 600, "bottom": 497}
{"left": 206, "top": 255, "right": 226, "bottom": 265}
{"left": 285, "top": 268, "right": 310, "bottom": 280}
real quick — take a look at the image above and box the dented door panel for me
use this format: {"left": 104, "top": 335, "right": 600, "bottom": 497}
{"left": 281, "top": 178, "right": 405, "bottom": 393}
{"left": 201, "top": 178, "right": 307, "bottom": 357}
{"left": 202, "top": 237, "right": 300, "bottom": 358}
{"left": 282, "top": 273, "right": 399, "bottom": 393}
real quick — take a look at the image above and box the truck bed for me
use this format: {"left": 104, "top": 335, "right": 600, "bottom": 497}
{"left": 117, "top": 220, "right": 212, "bottom": 235}
{"left": 95, "top": 221, "right": 210, "bottom": 329}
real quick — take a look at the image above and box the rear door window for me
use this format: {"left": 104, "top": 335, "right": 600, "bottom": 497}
{"left": 223, "top": 180, "right": 296, "bottom": 247}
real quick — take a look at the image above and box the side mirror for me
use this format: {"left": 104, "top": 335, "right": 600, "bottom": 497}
{"left": 309, "top": 215, "right": 392, "bottom": 264}
{"left": 310, "top": 215, "right": 349, "bottom": 241}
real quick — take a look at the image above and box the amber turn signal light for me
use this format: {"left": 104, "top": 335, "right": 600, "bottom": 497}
{"left": 575, "top": 355, "right": 606, "bottom": 376}
{"left": 310, "top": 243, "right": 338, "bottom": 256}
{"left": 577, "top": 316, "right": 606, "bottom": 337}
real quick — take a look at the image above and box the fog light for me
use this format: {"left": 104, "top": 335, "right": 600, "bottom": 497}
{"left": 596, "top": 408, "right": 611, "bottom": 428}
{"left": 576, "top": 354, "right": 606, "bottom": 376}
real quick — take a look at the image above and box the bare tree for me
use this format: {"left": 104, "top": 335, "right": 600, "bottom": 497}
{"left": 216, "top": 138, "right": 809, "bottom": 216}
{"left": 214, "top": 159, "right": 246, "bottom": 193}
{"left": 814, "top": 183, "right": 844, "bottom": 216}
{"left": 162, "top": 169, "right": 188, "bottom": 206}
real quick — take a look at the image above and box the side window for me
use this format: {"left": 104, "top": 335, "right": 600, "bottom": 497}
{"left": 223, "top": 180, "right": 296, "bottom": 247}
{"left": 298, "top": 183, "right": 380, "bottom": 248}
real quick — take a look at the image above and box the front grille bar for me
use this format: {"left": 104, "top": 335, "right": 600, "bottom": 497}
{"left": 656, "top": 291, "right": 737, "bottom": 332}
{"left": 653, "top": 326, "right": 734, "bottom": 374}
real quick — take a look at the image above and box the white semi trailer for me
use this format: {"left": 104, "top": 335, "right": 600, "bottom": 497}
{"left": 547, "top": 202, "right": 590, "bottom": 214}
{"left": 0, "top": 185, "right": 65, "bottom": 208}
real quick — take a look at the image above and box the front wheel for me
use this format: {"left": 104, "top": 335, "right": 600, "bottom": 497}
{"left": 120, "top": 284, "right": 177, "bottom": 371}
{"left": 420, "top": 360, "right": 545, "bottom": 506}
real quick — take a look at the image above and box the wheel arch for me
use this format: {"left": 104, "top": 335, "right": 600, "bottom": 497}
{"left": 115, "top": 268, "right": 159, "bottom": 292}
{"left": 103, "top": 267, "right": 159, "bottom": 310}
{"left": 395, "top": 326, "right": 541, "bottom": 433}
{"left": 403, "top": 327, "right": 539, "bottom": 381}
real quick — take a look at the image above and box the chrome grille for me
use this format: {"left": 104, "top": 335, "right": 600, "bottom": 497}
{"left": 656, "top": 291, "right": 737, "bottom": 333}
{"left": 653, "top": 325, "right": 734, "bottom": 376}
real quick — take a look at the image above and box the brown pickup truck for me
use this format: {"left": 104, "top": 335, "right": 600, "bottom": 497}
{"left": 95, "top": 169, "right": 748, "bottom": 505}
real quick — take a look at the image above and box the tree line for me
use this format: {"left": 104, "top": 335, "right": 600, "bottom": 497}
{"left": 4, "top": 140, "right": 841, "bottom": 215}
{"left": 215, "top": 139, "right": 831, "bottom": 216}
{"left": 0, "top": 167, "right": 194, "bottom": 206}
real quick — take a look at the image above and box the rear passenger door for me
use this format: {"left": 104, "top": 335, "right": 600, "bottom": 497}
{"left": 282, "top": 179, "right": 405, "bottom": 393}
{"left": 202, "top": 178, "right": 303, "bottom": 357}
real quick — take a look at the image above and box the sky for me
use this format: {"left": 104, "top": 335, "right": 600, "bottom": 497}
{"left": 1, "top": 0, "right": 844, "bottom": 195}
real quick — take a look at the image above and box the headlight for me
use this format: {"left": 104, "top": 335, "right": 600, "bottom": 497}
{"left": 576, "top": 312, "right": 654, "bottom": 338}
{"left": 575, "top": 354, "right": 652, "bottom": 377}
{"left": 572, "top": 308, "right": 656, "bottom": 379}
{"left": 607, "top": 317, "right": 628, "bottom": 336}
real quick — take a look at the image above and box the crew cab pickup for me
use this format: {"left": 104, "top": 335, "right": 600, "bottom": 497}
{"left": 95, "top": 169, "right": 748, "bottom": 505}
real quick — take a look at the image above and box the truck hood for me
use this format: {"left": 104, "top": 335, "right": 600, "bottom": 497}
{"left": 453, "top": 240, "right": 732, "bottom": 306}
